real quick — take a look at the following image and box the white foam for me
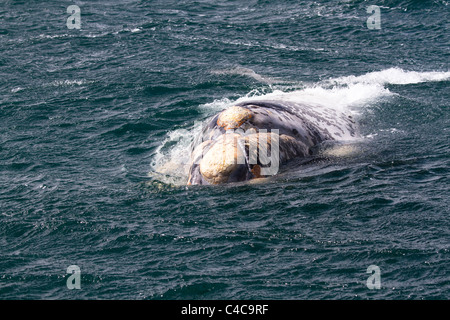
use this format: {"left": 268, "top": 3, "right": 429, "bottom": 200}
{"left": 149, "top": 121, "right": 204, "bottom": 184}
{"left": 234, "top": 83, "right": 390, "bottom": 113}
{"left": 37, "top": 34, "right": 70, "bottom": 40}
{"left": 234, "top": 68, "right": 450, "bottom": 114}
{"left": 11, "top": 87, "right": 24, "bottom": 93}
{"left": 327, "top": 67, "right": 450, "bottom": 86}
{"left": 198, "top": 97, "right": 234, "bottom": 115}
{"left": 48, "top": 79, "right": 88, "bottom": 86}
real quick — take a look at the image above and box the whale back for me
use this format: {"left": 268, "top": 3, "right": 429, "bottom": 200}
{"left": 236, "top": 100, "right": 358, "bottom": 142}
{"left": 192, "top": 100, "right": 357, "bottom": 151}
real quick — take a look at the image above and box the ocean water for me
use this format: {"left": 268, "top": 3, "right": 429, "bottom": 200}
{"left": 0, "top": 0, "right": 449, "bottom": 300}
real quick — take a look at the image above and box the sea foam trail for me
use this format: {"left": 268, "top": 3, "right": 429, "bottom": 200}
{"left": 149, "top": 68, "right": 450, "bottom": 184}
{"left": 326, "top": 67, "right": 450, "bottom": 86}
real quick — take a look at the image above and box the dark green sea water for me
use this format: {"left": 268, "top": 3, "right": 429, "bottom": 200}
{"left": 0, "top": 0, "right": 449, "bottom": 299}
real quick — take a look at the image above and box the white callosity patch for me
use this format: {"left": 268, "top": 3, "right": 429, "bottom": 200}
{"left": 199, "top": 133, "right": 246, "bottom": 184}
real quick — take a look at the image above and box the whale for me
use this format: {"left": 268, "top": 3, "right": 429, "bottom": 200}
{"left": 187, "top": 100, "right": 358, "bottom": 185}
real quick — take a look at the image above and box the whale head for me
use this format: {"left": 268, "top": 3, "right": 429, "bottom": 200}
{"left": 186, "top": 105, "right": 303, "bottom": 185}
{"left": 188, "top": 106, "right": 271, "bottom": 185}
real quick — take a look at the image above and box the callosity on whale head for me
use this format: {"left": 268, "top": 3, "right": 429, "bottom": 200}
{"left": 186, "top": 100, "right": 358, "bottom": 185}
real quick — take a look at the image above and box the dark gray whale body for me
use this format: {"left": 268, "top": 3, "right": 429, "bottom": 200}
{"left": 187, "top": 100, "right": 358, "bottom": 185}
